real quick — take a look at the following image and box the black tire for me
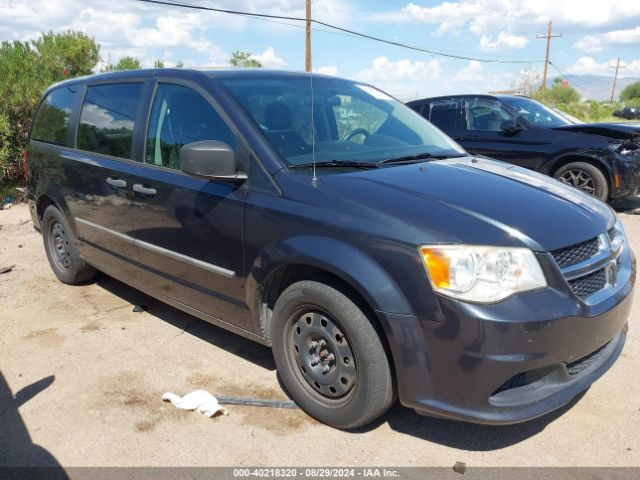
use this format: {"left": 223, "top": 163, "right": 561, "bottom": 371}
{"left": 271, "top": 279, "right": 394, "bottom": 429}
{"left": 553, "top": 162, "right": 609, "bottom": 201}
{"left": 42, "top": 205, "right": 96, "bottom": 284}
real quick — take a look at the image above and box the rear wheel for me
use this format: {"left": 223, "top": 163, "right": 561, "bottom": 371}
{"left": 42, "top": 205, "right": 96, "bottom": 284}
{"left": 271, "top": 279, "right": 394, "bottom": 429}
{"left": 554, "top": 162, "right": 609, "bottom": 201}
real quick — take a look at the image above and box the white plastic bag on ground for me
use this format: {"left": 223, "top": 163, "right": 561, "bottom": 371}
{"left": 162, "top": 390, "right": 229, "bottom": 417}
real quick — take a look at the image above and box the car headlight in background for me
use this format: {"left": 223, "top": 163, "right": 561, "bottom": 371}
{"left": 419, "top": 245, "right": 547, "bottom": 303}
{"left": 608, "top": 141, "right": 639, "bottom": 156}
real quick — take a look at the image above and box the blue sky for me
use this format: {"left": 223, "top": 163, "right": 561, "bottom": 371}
{"left": 1, "top": 0, "right": 639, "bottom": 100}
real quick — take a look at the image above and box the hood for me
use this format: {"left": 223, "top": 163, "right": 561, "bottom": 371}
{"left": 553, "top": 122, "right": 640, "bottom": 141}
{"left": 319, "top": 157, "right": 614, "bottom": 252}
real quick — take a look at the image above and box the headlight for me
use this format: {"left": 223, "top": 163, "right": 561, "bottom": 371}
{"left": 419, "top": 245, "right": 547, "bottom": 303}
{"left": 610, "top": 217, "right": 626, "bottom": 254}
{"left": 608, "top": 142, "right": 638, "bottom": 156}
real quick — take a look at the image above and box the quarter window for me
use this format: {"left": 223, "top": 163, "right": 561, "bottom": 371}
{"left": 145, "top": 84, "right": 235, "bottom": 170}
{"left": 31, "top": 86, "right": 78, "bottom": 145}
{"left": 77, "top": 83, "right": 144, "bottom": 159}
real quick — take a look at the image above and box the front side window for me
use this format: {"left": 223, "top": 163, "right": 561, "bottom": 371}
{"left": 145, "top": 84, "right": 235, "bottom": 170}
{"left": 465, "top": 97, "right": 514, "bottom": 132}
{"left": 219, "top": 76, "right": 464, "bottom": 168}
{"left": 77, "top": 83, "right": 143, "bottom": 159}
{"left": 31, "top": 86, "right": 77, "bottom": 145}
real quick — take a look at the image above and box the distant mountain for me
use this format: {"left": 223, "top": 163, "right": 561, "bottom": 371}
{"left": 549, "top": 74, "right": 640, "bottom": 102}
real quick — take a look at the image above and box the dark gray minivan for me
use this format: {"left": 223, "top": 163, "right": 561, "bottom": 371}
{"left": 26, "top": 69, "right": 635, "bottom": 429}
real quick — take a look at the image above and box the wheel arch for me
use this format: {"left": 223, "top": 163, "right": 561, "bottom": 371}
{"left": 545, "top": 153, "right": 613, "bottom": 192}
{"left": 246, "top": 236, "right": 414, "bottom": 346}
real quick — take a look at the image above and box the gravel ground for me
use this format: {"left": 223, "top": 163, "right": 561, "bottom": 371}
{"left": 0, "top": 201, "right": 639, "bottom": 468}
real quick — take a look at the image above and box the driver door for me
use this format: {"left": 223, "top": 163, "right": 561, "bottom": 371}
{"left": 460, "top": 96, "right": 540, "bottom": 169}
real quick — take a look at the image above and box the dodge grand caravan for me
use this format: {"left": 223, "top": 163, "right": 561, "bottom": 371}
{"left": 26, "top": 69, "right": 635, "bottom": 429}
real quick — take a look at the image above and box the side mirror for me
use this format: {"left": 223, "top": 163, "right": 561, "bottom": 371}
{"left": 180, "top": 140, "right": 247, "bottom": 182}
{"left": 500, "top": 118, "right": 521, "bottom": 134}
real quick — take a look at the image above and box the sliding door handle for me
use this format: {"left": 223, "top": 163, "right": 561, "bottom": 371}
{"left": 106, "top": 177, "right": 127, "bottom": 188}
{"left": 133, "top": 184, "right": 157, "bottom": 196}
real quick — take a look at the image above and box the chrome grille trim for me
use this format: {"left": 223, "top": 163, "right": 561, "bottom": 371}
{"left": 552, "top": 230, "right": 626, "bottom": 301}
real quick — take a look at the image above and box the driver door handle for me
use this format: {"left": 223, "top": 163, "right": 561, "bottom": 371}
{"left": 132, "top": 184, "right": 157, "bottom": 196}
{"left": 106, "top": 177, "right": 127, "bottom": 188}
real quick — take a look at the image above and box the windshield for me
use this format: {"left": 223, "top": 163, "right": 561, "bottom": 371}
{"left": 218, "top": 76, "right": 465, "bottom": 168}
{"left": 500, "top": 97, "right": 570, "bottom": 127}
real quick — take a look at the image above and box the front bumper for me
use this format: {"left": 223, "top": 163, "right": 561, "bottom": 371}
{"left": 611, "top": 152, "right": 640, "bottom": 199}
{"left": 378, "top": 247, "right": 635, "bottom": 425}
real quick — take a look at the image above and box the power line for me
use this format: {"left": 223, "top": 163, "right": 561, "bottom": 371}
{"left": 548, "top": 62, "right": 611, "bottom": 95}
{"left": 132, "top": 0, "right": 545, "bottom": 64}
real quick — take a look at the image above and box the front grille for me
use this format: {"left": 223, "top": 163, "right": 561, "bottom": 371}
{"left": 566, "top": 342, "right": 609, "bottom": 375}
{"left": 567, "top": 268, "right": 607, "bottom": 297}
{"left": 551, "top": 237, "right": 600, "bottom": 268}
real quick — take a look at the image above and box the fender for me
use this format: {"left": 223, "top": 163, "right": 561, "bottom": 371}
{"left": 246, "top": 235, "right": 415, "bottom": 329}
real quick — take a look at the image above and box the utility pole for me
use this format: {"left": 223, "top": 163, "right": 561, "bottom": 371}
{"left": 610, "top": 58, "right": 625, "bottom": 104}
{"left": 537, "top": 21, "right": 562, "bottom": 90}
{"left": 305, "top": 0, "right": 312, "bottom": 72}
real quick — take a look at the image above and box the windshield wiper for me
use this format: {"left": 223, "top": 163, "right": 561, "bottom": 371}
{"left": 377, "top": 152, "right": 466, "bottom": 165}
{"left": 289, "top": 160, "right": 380, "bottom": 169}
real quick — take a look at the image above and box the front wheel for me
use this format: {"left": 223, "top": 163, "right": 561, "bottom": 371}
{"left": 271, "top": 279, "right": 394, "bottom": 429}
{"left": 554, "top": 162, "right": 609, "bottom": 201}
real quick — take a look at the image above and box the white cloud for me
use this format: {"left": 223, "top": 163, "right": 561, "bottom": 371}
{"left": 316, "top": 65, "right": 339, "bottom": 76}
{"left": 575, "top": 26, "right": 640, "bottom": 53}
{"left": 374, "top": 0, "right": 640, "bottom": 52}
{"left": 352, "top": 56, "right": 518, "bottom": 100}
{"left": 354, "top": 56, "right": 441, "bottom": 100}
{"left": 251, "top": 46, "right": 287, "bottom": 68}
{"left": 453, "top": 60, "right": 484, "bottom": 81}
{"left": 479, "top": 31, "right": 528, "bottom": 51}
{"left": 566, "top": 56, "right": 640, "bottom": 77}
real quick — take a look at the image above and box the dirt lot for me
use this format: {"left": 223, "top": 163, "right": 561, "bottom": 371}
{"left": 1, "top": 201, "right": 639, "bottom": 468}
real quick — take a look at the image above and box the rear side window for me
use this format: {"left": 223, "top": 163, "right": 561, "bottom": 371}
{"left": 31, "top": 86, "right": 77, "bottom": 145}
{"left": 77, "top": 83, "right": 144, "bottom": 159}
{"left": 429, "top": 98, "right": 463, "bottom": 131}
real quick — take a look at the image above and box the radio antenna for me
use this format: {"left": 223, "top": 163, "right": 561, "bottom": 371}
{"left": 310, "top": 69, "right": 318, "bottom": 187}
{"left": 306, "top": 0, "right": 317, "bottom": 187}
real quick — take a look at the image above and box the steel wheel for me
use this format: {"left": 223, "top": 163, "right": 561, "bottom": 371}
{"left": 48, "top": 220, "right": 71, "bottom": 271}
{"left": 558, "top": 169, "right": 596, "bottom": 196}
{"left": 287, "top": 310, "right": 357, "bottom": 400}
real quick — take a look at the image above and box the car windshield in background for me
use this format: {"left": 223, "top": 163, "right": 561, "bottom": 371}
{"left": 501, "top": 97, "right": 571, "bottom": 127}
{"left": 219, "top": 76, "right": 465, "bottom": 168}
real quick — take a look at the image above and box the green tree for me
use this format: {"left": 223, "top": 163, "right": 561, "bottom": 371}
{"left": 175, "top": 60, "right": 184, "bottom": 68}
{"left": 103, "top": 56, "right": 142, "bottom": 72}
{"left": 533, "top": 78, "right": 580, "bottom": 105}
{"left": 32, "top": 30, "right": 99, "bottom": 81}
{"left": 154, "top": 59, "right": 165, "bottom": 68}
{"left": 620, "top": 81, "right": 640, "bottom": 104}
{"left": 0, "top": 31, "right": 100, "bottom": 184}
{"left": 230, "top": 50, "right": 262, "bottom": 68}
